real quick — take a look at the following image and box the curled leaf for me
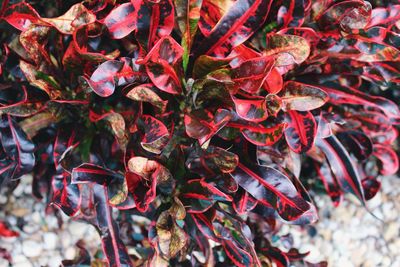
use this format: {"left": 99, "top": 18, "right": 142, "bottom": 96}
{"left": 84, "top": 60, "right": 123, "bottom": 97}
{"left": 104, "top": 2, "right": 141, "bottom": 39}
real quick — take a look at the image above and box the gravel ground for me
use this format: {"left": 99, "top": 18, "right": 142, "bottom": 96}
{"left": 0, "top": 174, "right": 399, "bottom": 267}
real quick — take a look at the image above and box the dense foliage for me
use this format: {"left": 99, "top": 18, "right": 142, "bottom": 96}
{"left": 0, "top": 0, "right": 399, "bottom": 266}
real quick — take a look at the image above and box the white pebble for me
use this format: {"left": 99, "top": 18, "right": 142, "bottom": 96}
{"left": 22, "top": 240, "right": 43, "bottom": 258}
{"left": 43, "top": 232, "right": 58, "bottom": 250}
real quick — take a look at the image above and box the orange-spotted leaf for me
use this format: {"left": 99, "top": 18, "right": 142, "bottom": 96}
{"left": 41, "top": 3, "right": 96, "bottom": 34}
{"left": 141, "top": 115, "right": 170, "bottom": 154}
{"left": 227, "top": 121, "right": 285, "bottom": 146}
{"left": 280, "top": 81, "right": 328, "bottom": 111}
{"left": 126, "top": 83, "right": 168, "bottom": 113}
{"left": 265, "top": 34, "right": 310, "bottom": 66}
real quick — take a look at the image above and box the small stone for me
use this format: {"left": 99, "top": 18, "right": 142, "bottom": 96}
{"left": 23, "top": 184, "right": 32, "bottom": 195}
{"left": 60, "top": 231, "right": 72, "bottom": 248}
{"left": 0, "top": 195, "right": 7, "bottom": 204}
{"left": 337, "top": 257, "right": 354, "bottom": 267}
{"left": 22, "top": 240, "right": 43, "bottom": 258}
{"left": 23, "top": 223, "right": 40, "bottom": 234}
{"left": 64, "top": 246, "right": 76, "bottom": 260}
{"left": 10, "top": 208, "right": 29, "bottom": 217}
{"left": 31, "top": 212, "right": 42, "bottom": 224}
{"left": 47, "top": 254, "right": 63, "bottom": 267}
{"left": 12, "top": 184, "right": 25, "bottom": 197}
{"left": 0, "top": 258, "right": 9, "bottom": 267}
{"left": 43, "top": 232, "right": 58, "bottom": 250}
{"left": 68, "top": 221, "right": 89, "bottom": 237}
{"left": 45, "top": 216, "right": 58, "bottom": 229}
{"left": 381, "top": 256, "right": 391, "bottom": 267}
{"left": 383, "top": 222, "right": 398, "bottom": 241}
{"left": 302, "top": 244, "right": 322, "bottom": 263}
{"left": 37, "top": 256, "right": 48, "bottom": 266}
{"left": 13, "top": 255, "right": 32, "bottom": 267}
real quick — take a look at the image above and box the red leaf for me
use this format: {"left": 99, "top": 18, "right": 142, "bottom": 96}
{"left": 263, "top": 67, "right": 283, "bottom": 94}
{"left": 276, "top": 0, "right": 307, "bottom": 28}
{"left": 71, "top": 163, "right": 122, "bottom": 185}
{"left": 324, "top": 85, "right": 400, "bottom": 120}
{"left": 367, "top": 5, "right": 400, "bottom": 28}
{"left": 231, "top": 56, "right": 274, "bottom": 94}
{"left": 92, "top": 185, "right": 133, "bottom": 267}
{"left": 232, "top": 95, "right": 268, "bottom": 122}
{"left": 146, "top": 61, "right": 182, "bottom": 94}
{"left": 142, "top": 36, "right": 184, "bottom": 94}
{"left": 51, "top": 130, "right": 81, "bottom": 217}
{"left": 227, "top": 121, "right": 285, "bottom": 146}
{"left": 181, "top": 179, "right": 232, "bottom": 213}
{"left": 126, "top": 157, "right": 172, "bottom": 211}
{"left": 126, "top": 171, "right": 156, "bottom": 212}
{"left": 284, "top": 110, "right": 317, "bottom": 153}
{"left": 336, "top": 130, "right": 373, "bottom": 160}
{"left": 186, "top": 145, "right": 239, "bottom": 175}
{"left": 0, "top": 222, "right": 19, "bottom": 238}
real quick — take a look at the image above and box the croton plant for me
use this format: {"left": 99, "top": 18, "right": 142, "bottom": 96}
{"left": 0, "top": 0, "right": 399, "bottom": 266}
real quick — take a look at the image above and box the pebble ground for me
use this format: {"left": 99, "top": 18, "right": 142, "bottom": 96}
{"left": 0, "top": 175, "right": 399, "bottom": 267}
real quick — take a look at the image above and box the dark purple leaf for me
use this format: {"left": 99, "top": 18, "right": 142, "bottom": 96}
{"left": 230, "top": 162, "right": 310, "bottom": 221}
{"left": 0, "top": 114, "right": 35, "bottom": 188}
{"left": 284, "top": 110, "right": 317, "bottom": 153}
{"left": 315, "top": 134, "right": 365, "bottom": 204}
{"left": 195, "top": 0, "right": 272, "bottom": 56}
